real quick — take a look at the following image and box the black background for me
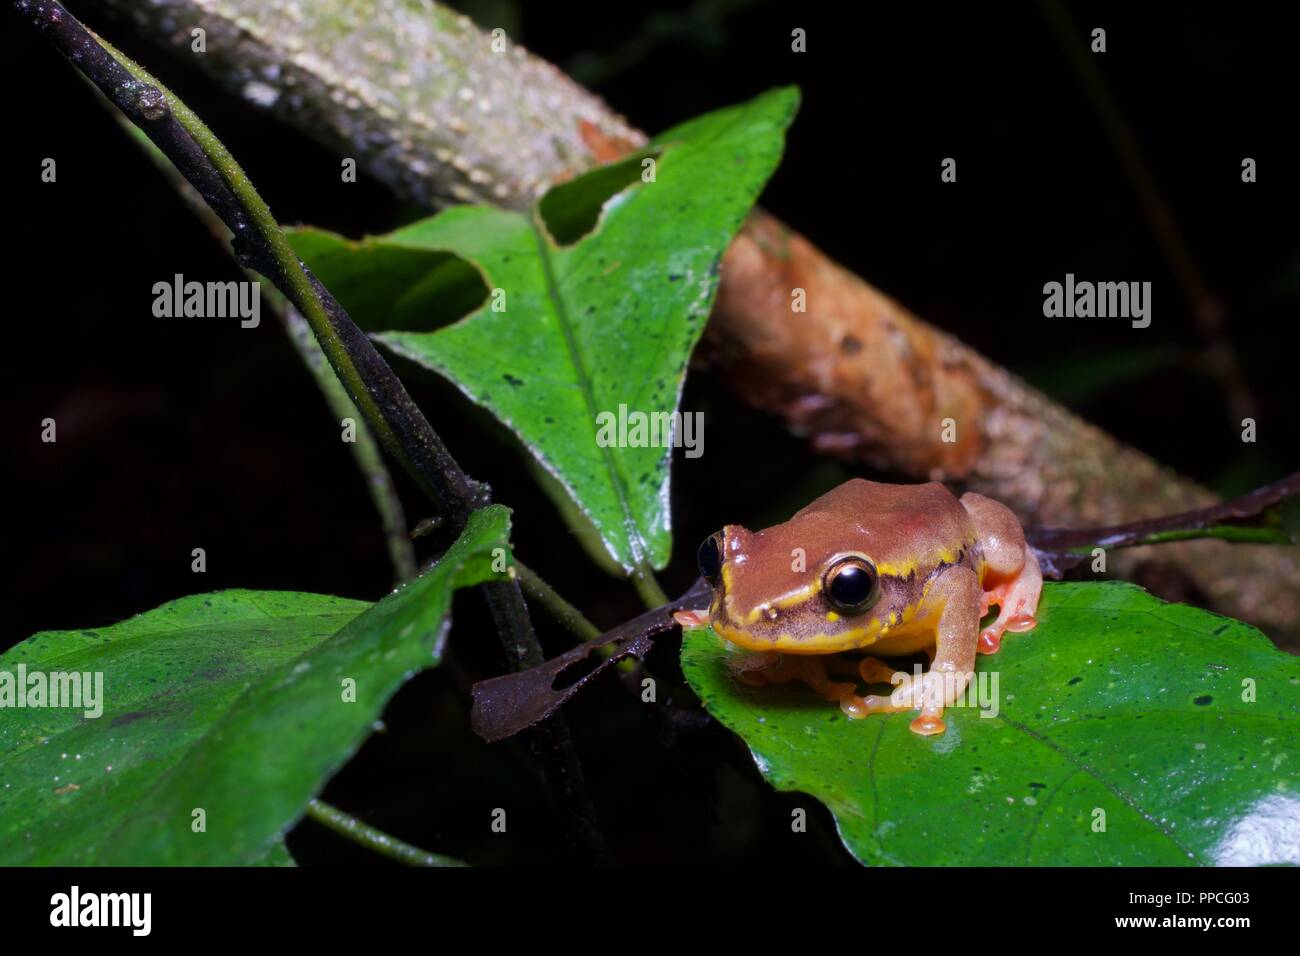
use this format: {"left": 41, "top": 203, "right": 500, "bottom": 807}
{"left": 3, "top": 1, "right": 1297, "bottom": 865}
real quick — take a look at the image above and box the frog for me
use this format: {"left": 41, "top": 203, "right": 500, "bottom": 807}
{"left": 686, "top": 478, "right": 1042, "bottom": 736}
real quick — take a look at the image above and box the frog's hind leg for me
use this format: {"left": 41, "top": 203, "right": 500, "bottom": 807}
{"left": 835, "top": 657, "right": 914, "bottom": 720}
{"left": 960, "top": 492, "right": 1043, "bottom": 656}
{"left": 735, "top": 652, "right": 857, "bottom": 704}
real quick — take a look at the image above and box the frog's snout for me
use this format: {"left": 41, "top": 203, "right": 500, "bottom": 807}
{"left": 702, "top": 524, "right": 796, "bottom": 651}
{"left": 709, "top": 596, "right": 787, "bottom": 652}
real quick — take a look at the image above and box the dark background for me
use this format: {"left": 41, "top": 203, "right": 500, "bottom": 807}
{"left": 3, "top": 1, "right": 1297, "bottom": 864}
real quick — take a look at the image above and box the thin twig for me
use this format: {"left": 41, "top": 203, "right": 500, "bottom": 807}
{"left": 282, "top": 309, "right": 418, "bottom": 583}
{"left": 515, "top": 560, "right": 601, "bottom": 642}
{"left": 305, "top": 799, "right": 465, "bottom": 867}
{"left": 1030, "top": 469, "right": 1300, "bottom": 577}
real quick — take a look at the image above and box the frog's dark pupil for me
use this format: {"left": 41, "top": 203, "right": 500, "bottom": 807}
{"left": 829, "top": 563, "right": 875, "bottom": 611}
{"left": 697, "top": 535, "right": 722, "bottom": 586}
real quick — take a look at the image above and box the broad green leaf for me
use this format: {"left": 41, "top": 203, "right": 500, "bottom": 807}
{"left": 681, "top": 582, "right": 1300, "bottom": 866}
{"left": 293, "top": 88, "right": 798, "bottom": 571}
{"left": 0, "top": 505, "right": 510, "bottom": 865}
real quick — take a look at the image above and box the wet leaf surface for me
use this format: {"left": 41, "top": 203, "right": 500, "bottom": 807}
{"left": 681, "top": 582, "right": 1300, "bottom": 866}
{"left": 0, "top": 507, "right": 510, "bottom": 864}
{"left": 293, "top": 88, "right": 798, "bottom": 571}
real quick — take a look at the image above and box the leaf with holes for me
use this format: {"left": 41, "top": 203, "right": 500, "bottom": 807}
{"left": 0, "top": 506, "right": 510, "bottom": 865}
{"left": 681, "top": 581, "right": 1300, "bottom": 866}
{"left": 292, "top": 87, "right": 798, "bottom": 572}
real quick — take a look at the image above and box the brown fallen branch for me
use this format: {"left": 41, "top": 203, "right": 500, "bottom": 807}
{"left": 96, "top": 0, "right": 1300, "bottom": 637}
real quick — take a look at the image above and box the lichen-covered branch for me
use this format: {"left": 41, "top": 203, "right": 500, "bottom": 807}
{"left": 94, "top": 0, "right": 644, "bottom": 210}
{"left": 94, "top": 0, "right": 1300, "bottom": 637}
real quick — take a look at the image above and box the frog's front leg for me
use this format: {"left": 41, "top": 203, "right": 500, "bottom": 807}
{"left": 840, "top": 566, "right": 981, "bottom": 735}
{"left": 894, "top": 565, "right": 982, "bottom": 735}
{"left": 960, "top": 492, "right": 1043, "bottom": 655}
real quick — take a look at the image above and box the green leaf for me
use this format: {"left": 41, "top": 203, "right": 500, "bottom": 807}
{"left": 681, "top": 582, "right": 1300, "bottom": 866}
{"left": 293, "top": 88, "right": 798, "bottom": 571}
{"left": 0, "top": 506, "right": 510, "bottom": 865}
{"left": 252, "top": 837, "right": 296, "bottom": 866}
{"left": 290, "top": 227, "right": 488, "bottom": 334}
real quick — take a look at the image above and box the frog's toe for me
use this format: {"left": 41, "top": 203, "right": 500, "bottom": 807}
{"left": 909, "top": 713, "right": 947, "bottom": 736}
{"left": 839, "top": 694, "right": 903, "bottom": 719}
{"left": 822, "top": 681, "right": 858, "bottom": 703}
{"left": 673, "top": 608, "right": 711, "bottom": 628}
{"left": 978, "top": 610, "right": 1039, "bottom": 655}
{"left": 859, "top": 657, "right": 905, "bottom": 685}
{"left": 1006, "top": 613, "right": 1037, "bottom": 633}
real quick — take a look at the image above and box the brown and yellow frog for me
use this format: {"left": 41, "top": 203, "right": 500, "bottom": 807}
{"left": 685, "top": 479, "right": 1042, "bottom": 736}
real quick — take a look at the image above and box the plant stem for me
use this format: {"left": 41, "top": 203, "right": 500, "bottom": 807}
{"left": 19, "top": 0, "right": 607, "bottom": 862}
{"left": 631, "top": 561, "right": 670, "bottom": 609}
{"left": 305, "top": 799, "right": 464, "bottom": 867}
{"left": 515, "top": 559, "right": 601, "bottom": 642}
{"left": 282, "top": 309, "right": 418, "bottom": 583}
{"left": 1069, "top": 525, "right": 1293, "bottom": 553}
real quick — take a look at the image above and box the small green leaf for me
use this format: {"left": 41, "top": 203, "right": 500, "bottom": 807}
{"left": 0, "top": 506, "right": 510, "bottom": 865}
{"left": 681, "top": 582, "right": 1300, "bottom": 866}
{"left": 294, "top": 88, "right": 798, "bottom": 571}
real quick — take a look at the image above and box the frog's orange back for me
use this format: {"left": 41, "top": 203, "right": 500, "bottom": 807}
{"left": 788, "top": 478, "right": 979, "bottom": 580}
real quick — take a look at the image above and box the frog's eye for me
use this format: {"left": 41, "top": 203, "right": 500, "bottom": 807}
{"left": 824, "top": 557, "right": 880, "bottom": 615}
{"left": 697, "top": 533, "right": 724, "bottom": 587}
